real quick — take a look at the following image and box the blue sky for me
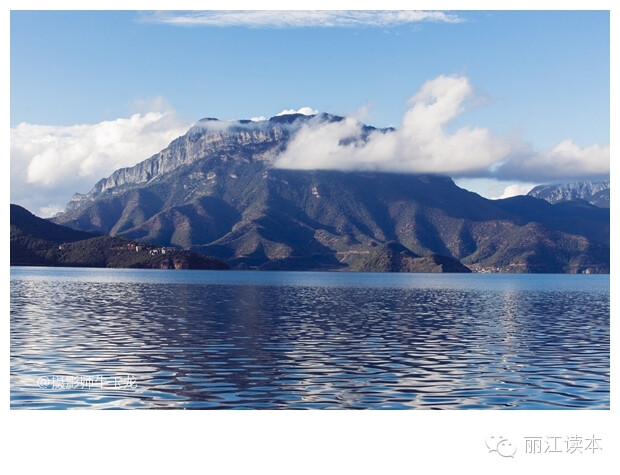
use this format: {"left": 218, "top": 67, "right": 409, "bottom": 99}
{"left": 8, "top": 7, "right": 612, "bottom": 216}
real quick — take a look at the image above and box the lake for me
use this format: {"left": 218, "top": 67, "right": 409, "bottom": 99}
{"left": 10, "top": 267, "right": 610, "bottom": 409}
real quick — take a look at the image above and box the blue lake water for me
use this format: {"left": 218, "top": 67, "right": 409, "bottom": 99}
{"left": 10, "top": 267, "right": 610, "bottom": 409}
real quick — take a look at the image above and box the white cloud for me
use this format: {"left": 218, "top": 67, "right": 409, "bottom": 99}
{"left": 140, "top": 10, "right": 463, "bottom": 28}
{"left": 453, "top": 178, "right": 537, "bottom": 200}
{"left": 275, "top": 75, "right": 513, "bottom": 175}
{"left": 497, "top": 183, "right": 537, "bottom": 199}
{"left": 11, "top": 109, "right": 192, "bottom": 217}
{"left": 494, "top": 139, "right": 610, "bottom": 182}
{"left": 274, "top": 74, "right": 610, "bottom": 183}
{"left": 276, "top": 107, "right": 318, "bottom": 117}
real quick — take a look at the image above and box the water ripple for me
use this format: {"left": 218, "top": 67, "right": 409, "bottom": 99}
{"left": 10, "top": 268, "right": 609, "bottom": 409}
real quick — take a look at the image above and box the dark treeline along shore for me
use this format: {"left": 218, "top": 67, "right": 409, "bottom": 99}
{"left": 10, "top": 204, "right": 228, "bottom": 270}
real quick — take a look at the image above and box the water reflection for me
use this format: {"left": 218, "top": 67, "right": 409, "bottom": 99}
{"left": 10, "top": 269, "right": 609, "bottom": 409}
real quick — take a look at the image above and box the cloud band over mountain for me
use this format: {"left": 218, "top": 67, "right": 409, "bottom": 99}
{"left": 273, "top": 75, "right": 610, "bottom": 182}
{"left": 10, "top": 74, "right": 609, "bottom": 217}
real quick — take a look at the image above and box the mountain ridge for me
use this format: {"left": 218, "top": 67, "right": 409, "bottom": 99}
{"left": 527, "top": 181, "right": 610, "bottom": 208}
{"left": 50, "top": 113, "right": 609, "bottom": 273}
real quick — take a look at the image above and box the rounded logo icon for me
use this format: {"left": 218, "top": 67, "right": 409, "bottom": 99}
{"left": 485, "top": 435, "right": 504, "bottom": 453}
{"left": 497, "top": 440, "right": 517, "bottom": 458}
{"left": 486, "top": 435, "right": 517, "bottom": 458}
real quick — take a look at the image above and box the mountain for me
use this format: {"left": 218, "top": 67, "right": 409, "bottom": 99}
{"left": 51, "top": 114, "right": 609, "bottom": 274}
{"left": 11, "top": 204, "right": 229, "bottom": 270}
{"left": 527, "top": 181, "right": 610, "bottom": 208}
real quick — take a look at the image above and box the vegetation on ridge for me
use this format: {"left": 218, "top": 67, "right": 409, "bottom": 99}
{"left": 10, "top": 204, "right": 229, "bottom": 270}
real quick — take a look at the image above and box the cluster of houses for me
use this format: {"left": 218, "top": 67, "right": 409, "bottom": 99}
{"left": 471, "top": 266, "right": 503, "bottom": 273}
{"left": 130, "top": 243, "right": 172, "bottom": 256}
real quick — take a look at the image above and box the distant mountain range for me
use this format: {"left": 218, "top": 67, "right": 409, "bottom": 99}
{"left": 527, "top": 181, "right": 610, "bottom": 208}
{"left": 48, "top": 113, "right": 609, "bottom": 273}
{"left": 10, "top": 204, "right": 229, "bottom": 269}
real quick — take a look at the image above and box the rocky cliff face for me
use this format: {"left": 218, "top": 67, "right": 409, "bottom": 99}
{"left": 64, "top": 116, "right": 303, "bottom": 212}
{"left": 528, "top": 181, "right": 610, "bottom": 208}
{"left": 52, "top": 113, "right": 610, "bottom": 273}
